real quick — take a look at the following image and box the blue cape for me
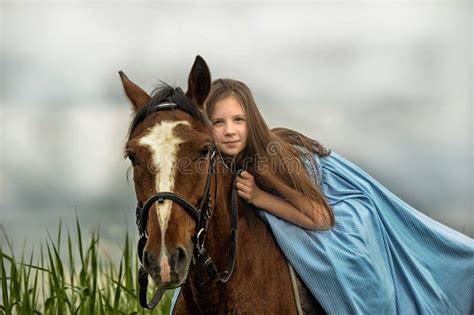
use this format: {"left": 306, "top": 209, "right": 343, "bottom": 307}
{"left": 259, "top": 151, "right": 473, "bottom": 314}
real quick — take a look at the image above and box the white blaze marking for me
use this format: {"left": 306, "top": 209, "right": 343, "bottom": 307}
{"left": 160, "top": 256, "right": 171, "bottom": 283}
{"left": 139, "top": 120, "right": 189, "bottom": 281}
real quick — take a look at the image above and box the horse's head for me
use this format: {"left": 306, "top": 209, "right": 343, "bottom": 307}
{"left": 121, "top": 56, "right": 213, "bottom": 288}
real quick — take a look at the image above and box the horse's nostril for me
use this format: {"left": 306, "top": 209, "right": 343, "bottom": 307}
{"left": 173, "top": 246, "right": 188, "bottom": 271}
{"left": 143, "top": 251, "right": 154, "bottom": 269}
{"left": 177, "top": 247, "right": 186, "bottom": 262}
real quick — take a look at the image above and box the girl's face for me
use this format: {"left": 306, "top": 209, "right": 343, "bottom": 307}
{"left": 211, "top": 96, "right": 248, "bottom": 157}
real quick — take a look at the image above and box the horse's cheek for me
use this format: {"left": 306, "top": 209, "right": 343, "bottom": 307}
{"left": 133, "top": 166, "right": 155, "bottom": 201}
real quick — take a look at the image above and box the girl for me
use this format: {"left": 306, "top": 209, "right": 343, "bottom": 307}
{"left": 175, "top": 78, "right": 473, "bottom": 314}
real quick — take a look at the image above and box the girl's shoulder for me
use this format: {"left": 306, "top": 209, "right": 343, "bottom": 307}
{"left": 293, "top": 145, "right": 323, "bottom": 187}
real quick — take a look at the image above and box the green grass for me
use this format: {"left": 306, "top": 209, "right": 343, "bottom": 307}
{"left": 0, "top": 217, "right": 173, "bottom": 314}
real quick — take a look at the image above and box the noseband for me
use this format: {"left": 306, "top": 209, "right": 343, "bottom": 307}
{"left": 133, "top": 102, "right": 240, "bottom": 309}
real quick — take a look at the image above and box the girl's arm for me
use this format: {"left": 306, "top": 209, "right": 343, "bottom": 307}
{"left": 236, "top": 171, "right": 332, "bottom": 231}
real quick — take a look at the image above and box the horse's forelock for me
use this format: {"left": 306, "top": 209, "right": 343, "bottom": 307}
{"left": 128, "top": 83, "right": 209, "bottom": 140}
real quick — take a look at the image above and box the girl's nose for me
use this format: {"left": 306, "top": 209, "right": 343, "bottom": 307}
{"left": 224, "top": 122, "right": 236, "bottom": 135}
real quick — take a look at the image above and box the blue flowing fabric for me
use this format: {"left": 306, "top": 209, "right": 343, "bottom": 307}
{"left": 259, "top": 151, "right": 473, "bottom": 314}
{"left": 169, "top": 151, "right": 473, "bottom": 314}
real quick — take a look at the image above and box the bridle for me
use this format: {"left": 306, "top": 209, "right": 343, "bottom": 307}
{"left": 133, "top": 102, "right": 240, "bottom": 309}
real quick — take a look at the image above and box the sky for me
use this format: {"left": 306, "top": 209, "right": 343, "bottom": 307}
{"left": 1, "top": 1, "right": 472, "bottom": 255}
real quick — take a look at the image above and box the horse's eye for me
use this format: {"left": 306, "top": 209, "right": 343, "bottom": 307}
{"left": 127, "top": 152, "right": 137, "bottom": 166}
{"left": 199, "top": 146, "right": 210, "bottom": 158}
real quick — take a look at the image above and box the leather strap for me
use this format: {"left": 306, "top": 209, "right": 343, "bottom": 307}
{"left": 138, "top": 266, "right": 166, "bottom": 309}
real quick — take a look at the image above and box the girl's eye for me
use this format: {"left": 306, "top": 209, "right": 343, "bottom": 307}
{"left": 212, "top": 121, "right": 223, "bottom": 125}
{"left": 235, "top": 117, "right": 245, "bottom": 122}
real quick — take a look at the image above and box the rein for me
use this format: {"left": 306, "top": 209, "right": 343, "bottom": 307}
{"left": 133, "top": 102, "right": 240, "bottom": 309}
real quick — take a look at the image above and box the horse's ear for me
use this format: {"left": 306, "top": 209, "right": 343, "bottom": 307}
{"left": 186, "top": 55, "right": 211, "bottom": 109}
{"left": 119, "top": 71, "right": 151, "bottom": 111}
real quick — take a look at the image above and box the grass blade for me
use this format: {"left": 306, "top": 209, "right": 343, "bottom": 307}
{"left": 1, "top": 247, "right": 11, "bottom": 314}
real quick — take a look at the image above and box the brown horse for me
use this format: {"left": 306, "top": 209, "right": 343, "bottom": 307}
{"left": 120, "top": 56, "right": 324, "bottom": 314}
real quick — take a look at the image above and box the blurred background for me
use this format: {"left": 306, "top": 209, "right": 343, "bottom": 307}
{"left": 1, "top": 1, "right": 472, "bottom": 258}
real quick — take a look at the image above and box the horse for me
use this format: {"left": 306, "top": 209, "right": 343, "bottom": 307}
{"left": 120, "top": 56, "right": 325, "bottom": 314}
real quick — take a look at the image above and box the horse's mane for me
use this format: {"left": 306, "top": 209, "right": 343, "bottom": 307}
{"left": 128, "top": 83, "right": 209, "bottom": 139}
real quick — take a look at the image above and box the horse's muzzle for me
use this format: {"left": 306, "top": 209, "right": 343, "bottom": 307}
{"left": 142, "top": 245, "right": 191, "bottom": 287}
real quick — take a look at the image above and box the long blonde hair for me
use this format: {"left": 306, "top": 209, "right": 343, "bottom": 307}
{"left": 205, "top": 78, "right": 334, "bottom": 226}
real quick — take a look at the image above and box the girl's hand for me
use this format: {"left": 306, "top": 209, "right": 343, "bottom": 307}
{"left": 235, "top": 171, "right": 262, "bottom": 206}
